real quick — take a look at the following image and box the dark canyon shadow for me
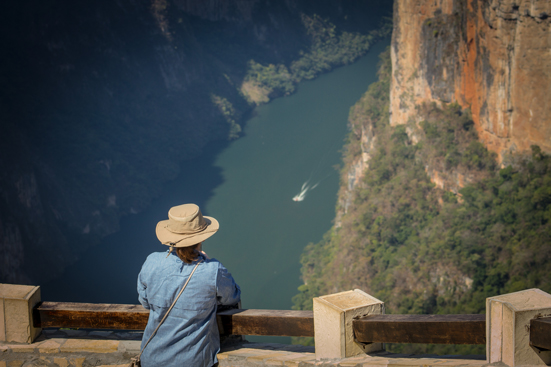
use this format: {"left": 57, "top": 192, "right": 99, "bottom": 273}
{"left": 41, "top": 139, "right": 229, "bottom": 304}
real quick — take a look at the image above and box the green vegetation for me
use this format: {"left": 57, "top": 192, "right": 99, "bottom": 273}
{"left": 292, "top": 48, "right": 551, "bottom": 354}
{"left": 210, "top": 94, "right": 242, "bottom": 140}
{"left": 242, "top": 15, "right": 392, "bottom": 104}
{"left": 416, "top": 102, "right": 496, "bottom": 179}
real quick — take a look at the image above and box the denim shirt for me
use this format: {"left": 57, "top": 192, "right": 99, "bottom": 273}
{"left": 137, "top": 251, "right": 241, "bottom": 367}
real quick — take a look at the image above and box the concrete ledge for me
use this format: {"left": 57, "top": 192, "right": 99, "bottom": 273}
{"left": 0, "top": 329, "right": 493, "bottom": 367}
{"left": 487, "top": 289, "right": 551, "bottom": 366}
{"left": 0, "top": 284, "right": 41, "bottom": 344}
{"left": 314, "top": 289, "right": 384, "bottom": 359}
{"left": 217, "top": 342, "right": 488, "bottom": 367}
{"left": 0, "top": 329, "right": 141, "bottom": 367}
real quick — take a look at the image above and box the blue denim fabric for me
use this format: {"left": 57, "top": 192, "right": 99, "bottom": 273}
{"left": 137, "top": 251, "right": 241, "bottom": 367}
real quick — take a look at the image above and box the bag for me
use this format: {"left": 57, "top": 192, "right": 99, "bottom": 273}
{"left": 129, "top": 260, "right": 202, "bottom": 367}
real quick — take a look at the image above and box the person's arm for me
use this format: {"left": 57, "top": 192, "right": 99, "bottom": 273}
{"left": 216, "top": 263, "right": 241, "bottom": 306}
{"left": 137, "top": 266, "right": 150, "bottom": 310}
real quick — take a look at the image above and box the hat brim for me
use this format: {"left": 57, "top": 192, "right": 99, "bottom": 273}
{"left": 155, "top": 216, "right": 219, "bottom": 247}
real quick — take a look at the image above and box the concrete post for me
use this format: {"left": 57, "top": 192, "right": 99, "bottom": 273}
{"left": 313, "top": 289, "right": 384, "bottom": 359}
{"left": 487, "top": 288, "right": 551, "bottom": 366}
{"left": 0, "top": 283, "right": 42, "bottom": 343}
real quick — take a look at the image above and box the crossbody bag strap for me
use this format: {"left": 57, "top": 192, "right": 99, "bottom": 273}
{"left": 135, "top": 259, "right": 203, "bottom": 361}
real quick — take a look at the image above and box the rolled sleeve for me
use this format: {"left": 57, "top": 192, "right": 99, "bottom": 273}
{"left": 216, "top": 263, "right": 241, "bottom": 306}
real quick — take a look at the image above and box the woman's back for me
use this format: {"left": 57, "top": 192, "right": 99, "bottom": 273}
{"left": 138, "top": 251, "right": 240, "bottom": 367}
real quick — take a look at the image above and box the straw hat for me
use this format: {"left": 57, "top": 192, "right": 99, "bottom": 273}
{"left": 156, "top": 204, "right": 219, "bottom": 247}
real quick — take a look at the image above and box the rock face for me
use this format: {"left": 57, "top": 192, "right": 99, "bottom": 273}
{"left": 390, "top": 0, "right": 551, "bottom": 159}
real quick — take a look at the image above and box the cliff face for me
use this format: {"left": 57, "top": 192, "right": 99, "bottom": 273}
{"left": 390, "top": 0, "right": 551, "bottom": 159}
{"left": 295, "top": 48, "right": 551, "bottom": 356}
{"left": 295, "top": 1, "right": 551, "bottom": 355}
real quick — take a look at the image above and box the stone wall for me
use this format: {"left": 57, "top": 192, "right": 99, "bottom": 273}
{"left": 0, "top": 330, "right": 488, "bottom": 367}
{"left": 0, "top": 328, "right": 141, "bottom": 367}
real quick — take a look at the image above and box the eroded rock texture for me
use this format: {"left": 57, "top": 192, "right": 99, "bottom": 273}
{"left": 390, "top": 0, "right": 551, "bottom": 159}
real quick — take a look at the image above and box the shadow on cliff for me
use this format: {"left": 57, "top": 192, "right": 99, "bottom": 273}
{"left": 41, "top": 137, "right": 231, "bottom": 304}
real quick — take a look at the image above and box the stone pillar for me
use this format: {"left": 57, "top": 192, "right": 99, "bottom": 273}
{"left": 313, "top": 289, "right": 384, "bottom": 359}
{"left": 0, "top": 283, "right": 42, "bottom": 343}
{"left": 487, "top": 288, "right": 551, "bottom": 366}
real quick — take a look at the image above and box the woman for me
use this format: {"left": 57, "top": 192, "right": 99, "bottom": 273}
{"left": 137, "top": 203, "right": 241, "bottom": 367}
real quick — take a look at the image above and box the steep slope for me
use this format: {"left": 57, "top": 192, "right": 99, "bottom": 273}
{"left": 294, "top": 48, "right": 551, "bottom": 355}
{"left": 294, "top": 0, "right": 551, "bottom": 355}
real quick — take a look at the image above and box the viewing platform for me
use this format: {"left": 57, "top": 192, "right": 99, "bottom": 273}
{"left": 1, "top": 284, "right": 550, "bottom": 367}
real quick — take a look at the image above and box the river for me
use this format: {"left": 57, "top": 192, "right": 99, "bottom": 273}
{"left": 42, "top": 40, "right": 388, "bottom": 341}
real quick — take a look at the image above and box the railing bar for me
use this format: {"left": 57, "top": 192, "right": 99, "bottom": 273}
{"left": 353, "top": 314, "right": 486, "bottom": 345}
{"left": 33, "top": 302, "right": 314, "bottom": 336}
{"left": 35, "top": 302, "right": 497, "bottom": 343}
{"left": 530, "top": 317, "right": 551, "bottom": 351}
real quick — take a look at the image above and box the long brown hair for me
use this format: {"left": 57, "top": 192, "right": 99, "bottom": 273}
{"left": 175, "top": 243, "right": 201, "bottom": 264}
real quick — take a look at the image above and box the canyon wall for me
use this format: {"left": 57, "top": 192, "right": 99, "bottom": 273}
{"left": 294, "top": 2, "right": 551, "bottom": 355}
{"left": 390, "top": 0, "right": 551, "bottom": 159}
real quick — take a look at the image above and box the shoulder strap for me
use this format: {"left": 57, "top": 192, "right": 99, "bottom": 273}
{"left": 136, "top": 259, "right": 203, "bottom": 360}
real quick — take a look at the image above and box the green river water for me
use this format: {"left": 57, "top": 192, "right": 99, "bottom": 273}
{"left": 43, "top": 41, "right": 388, "bottom": 341}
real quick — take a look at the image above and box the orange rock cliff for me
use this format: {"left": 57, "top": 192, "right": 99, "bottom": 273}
{"left": 390, "top": 0, "right": 551, "bottom": 159}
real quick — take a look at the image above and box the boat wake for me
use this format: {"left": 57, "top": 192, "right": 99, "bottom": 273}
{"left": 292, "top": 136, "right": 340, "bottom": 202}
{"left": 292, "top": 181, "right": 319, "bottom": 202}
